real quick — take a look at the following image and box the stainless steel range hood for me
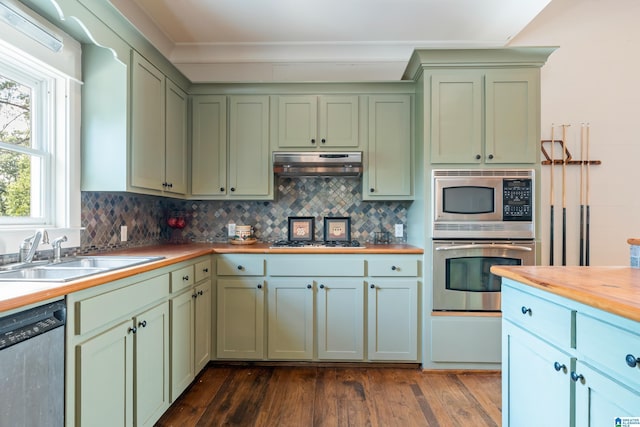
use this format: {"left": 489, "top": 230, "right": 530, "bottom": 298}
{"left": 273, "top": 151, "right": 362, "bottom": 177}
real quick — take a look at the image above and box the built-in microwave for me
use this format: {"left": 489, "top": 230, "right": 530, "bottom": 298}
{"left": 432, "top": 169, "right": 534, "bottom": 240}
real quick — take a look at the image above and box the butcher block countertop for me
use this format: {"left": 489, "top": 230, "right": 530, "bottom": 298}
{"left": 0, "top": 242, "right": 422, "bottom": 313}
{"left": 491, "top": 265, "right": 640, "bottom": 323}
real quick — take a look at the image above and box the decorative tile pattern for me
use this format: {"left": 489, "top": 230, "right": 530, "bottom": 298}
{"left": 0, "top": 177, "right": 411, "bottom": 264}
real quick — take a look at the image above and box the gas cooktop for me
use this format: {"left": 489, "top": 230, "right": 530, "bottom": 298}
{"left": 269, "top": 240, "right": 364, "bottom": 249}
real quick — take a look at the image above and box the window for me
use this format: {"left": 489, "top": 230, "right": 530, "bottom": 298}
{"left": 0, "top": 64, "right": 51, "bottom": 225}
{"left": 0, "top": 3, "right": 81, "bottom": 255}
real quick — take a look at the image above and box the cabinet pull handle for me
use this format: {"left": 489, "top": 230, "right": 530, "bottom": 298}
{"left": 487, "top": 154, "right": 494, "bottom": 160}
{"left": 257, "top": 283, "right": 262, "bottom": 289}
{"left": 625, "top": 354, "right": 640, "bottom": 368}
{"left": 237, "top": 265, "right": 244, "bottom": 270}
{"left": 521, "top": 306, "right": 532, "bottom": 315}
{"left": 570, "top": 371, "right": 584, "bottom": 382}
{"left": 203, "top": 268, "right": 209, "bottom": 273}
{"left": 230, "top": 187, "right": 236, "bottom": 192}
{"left": 138, "top": 320, "right": 147, "bottom": 328}
{"left": 319, "top": 284, "right": 325, "bottom": 289}
{"left": 391, "top": 266, "right": 398, "bottom": 271}
{"left": 370, "top": 188, "right": 375, "bottom": 193}
{"left": 183, "top": 275, "right": 189, "bottom": 281}
{"left": 192, "top": 292, "right": 198, "bottom": 298}
{"left": 370, "top": 284, "right": 375, "bottom": 289}
{"left": 321, "top": 138, "right": 326, "bottom": 144}
{"left": 553, "top": 362, "right": 566, "bottom": 372}
{"left": 167, "top": 183, "right": 173, "bottom": 188}
{"left": 162, "top": 182, "right": 167, "bottom": 187}
{"left": 220, "top": 187, "right": 225, "bottom": 192}
{"left": 128, "top": 326, "right": 137, "bottom": 334}
{"left": 311, "top": 138, "right": 316, "bottom": 144}
{"left": 198, "top": 290, "right": 204, "bottom": 296}
{"left": 475, "top": 154, "right": 481, "bottom": 160}
{"left": 307, "top": 284, "right": 312, "bottom": 289}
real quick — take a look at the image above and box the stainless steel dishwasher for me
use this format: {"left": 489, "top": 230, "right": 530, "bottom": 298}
{"left": 0, "top": 299, "right": 66, "bottom": 426}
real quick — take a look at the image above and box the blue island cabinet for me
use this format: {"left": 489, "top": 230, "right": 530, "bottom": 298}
{"left": 502, "top": 279, "right": 640, "bottom": 426}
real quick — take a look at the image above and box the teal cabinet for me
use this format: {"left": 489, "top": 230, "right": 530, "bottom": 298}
{"left": 502, "top": 279, "right": 640, "bottom": 426}
{"left": 131, "top": 51, "right": 188, "bottom": 195}
{"left": 277, "top": 95, "right": 359, "bottom": 148}
{"left": 429, "top": 69, "right": 539, "bottom": 164}
{"left": 364, "top": 95, "right": 413, "bottom": 200}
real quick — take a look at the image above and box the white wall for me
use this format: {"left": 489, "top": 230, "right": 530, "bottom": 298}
{"left": 509, "top": 0, "right": 640, "bottom": 266}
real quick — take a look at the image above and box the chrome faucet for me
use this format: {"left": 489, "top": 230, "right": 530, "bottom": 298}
{"left": 19, "top": 230, "right": 49, "bottom": 263}
{"left": 51, "top": 236, "right": 68, "bottom": 263}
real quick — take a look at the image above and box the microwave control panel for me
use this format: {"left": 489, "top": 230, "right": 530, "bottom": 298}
{"left": 503, "top": 178, "right": 532, "bottom": 221}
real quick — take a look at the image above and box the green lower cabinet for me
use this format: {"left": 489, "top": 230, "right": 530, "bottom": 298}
{"left": 216, "top": 278, "right": 265, "bottom": 359}
{"left": 194, "top": 280, "right": 212, "bottom": 373}
{"left": 76, "top": 301, "right": 169, "bottom": 427}
{"left": 366, "top": 279, "right": 418, "bottom": 361}
{"left": 316, "top": 279, "right": 364, "bottom": 360}
{"left": 267, "top": 279, "right": 314, "bottom": 360}
{"left": 170, "top": 289, "right": 195, "bottom": 400}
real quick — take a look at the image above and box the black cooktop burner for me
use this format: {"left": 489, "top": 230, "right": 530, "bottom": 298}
{"left": 270, "top": 240, "right": 362, "bottom": 248}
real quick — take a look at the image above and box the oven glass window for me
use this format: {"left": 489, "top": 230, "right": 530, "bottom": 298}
{"left": 445, "top": 256, "right": 521, "bottom": 292}
{"left": 442, "top": 186, "right": 494, "bottom": 214}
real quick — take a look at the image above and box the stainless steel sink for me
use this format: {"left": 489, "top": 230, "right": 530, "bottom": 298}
{"left": 0, "top": 256, "right": 164, "bottom": 282}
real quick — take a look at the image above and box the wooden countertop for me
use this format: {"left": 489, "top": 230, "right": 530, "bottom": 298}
{"left": 0, "top": 242, "right": 422, "bottom": 313}
{"left": 628, "top": 238, "right": 640, "bottom": 245}
{"left": 491, "top": 265, "right": 640, "bottom": 322}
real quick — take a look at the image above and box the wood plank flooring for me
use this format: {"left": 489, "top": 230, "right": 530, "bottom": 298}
{"left": 155, "top": 365, "right": 501, "bottom": 427}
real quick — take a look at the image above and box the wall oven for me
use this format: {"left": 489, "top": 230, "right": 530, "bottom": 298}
{"left": 433, "top": 240, "right": 535, "bottom": 311}
{"left": 433, "top": 169, "right": 534, "bottom": 239}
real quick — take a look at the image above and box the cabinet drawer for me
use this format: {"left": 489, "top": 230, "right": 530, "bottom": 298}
{"left": 195, "top": 258, "right": 212, "bottom": 282}
{"left": 577, "top": 313, "right": 640, "bottom": 389}
{"left": 269, "top": 255, "right": 364, "bottom": 276}
{"left": 217, "top": 254, "right": 265, "bottom": 276}
{"left": 367, "top": 257, "right": 418, "bottom": 277}
{"left": 502, "top": 284, "right": 574, "bottom": 348}
{"left": 76, "top": 274, "right": 169, "bottom": 335}
{"left": 171, "top": 265, "right": 195, "bottom": 292}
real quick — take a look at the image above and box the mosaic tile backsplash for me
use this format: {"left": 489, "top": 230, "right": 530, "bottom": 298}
{"left": 78, "top": 177, "right": 410, "bottom": 253}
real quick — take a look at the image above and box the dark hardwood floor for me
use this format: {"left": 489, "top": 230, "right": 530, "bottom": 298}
{"left": 155, "top": 365, "right": 501, "bottom": 427}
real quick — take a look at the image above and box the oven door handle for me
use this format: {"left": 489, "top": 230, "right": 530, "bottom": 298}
{"left": 435, "top": 244, "right": 533, "bottom": 252}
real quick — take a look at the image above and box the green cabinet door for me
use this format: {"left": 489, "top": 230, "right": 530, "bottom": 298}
{"left": 485, "top": 69, "right": 539, "bottom": 164}
{"left": 164, "top": 80, "right": 188, "bottom": 194}
{"left": 367, "top": 279, "right": 418, "bottom": 361}
{"left": 502, "top": 321, "right": 572, "bottom": 427}
{"left": 170, "top": 289, "right": 195, "bottom": 401}
{"left": 191, "top": 95, "right": 227, "bottom": 196}
{"left": 574, "top": 361, "right": 640, "bottom": 426}
{"left": 131, "top": 51, "right": 165, "bottom": 191}
{"left": 268, "top": 279, "right": 314, "bottom": 360}
{"left": 194, "top": 280, "right": 212, "bottom": 373}
{"left": 316, "top": 278, "right": 364, "bottom": 360}
{"left": 77, "top": 319, "right": 134, "bottom": 427}
{"left": 430, "top": 70, "right": 483, "bottom": 164}
{"left": 217, "top": 278, "right": 265, "bottom": 359}
{"left": 364, "top": 94, "right": 412, "bottom": 200}
{"left": 134, "top": 302, "right": 170, "bottom": 427}
{"left": 228, "top": 95, "right": 272, "bottom": 198}
{"left": 277, "top": 95, "right": 359, "bottom": 148}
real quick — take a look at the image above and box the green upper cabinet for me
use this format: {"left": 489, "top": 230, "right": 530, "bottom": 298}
{"left": 363, "top": 94, "right": 413, "bottom": 200}
{"left": 191, "top": 95, "right": 227, "bottom": 197}
{"left": 277, "top": 95, "right": 360, "bottom": 149}
{"left": 131, "top": 51, "right": 188, "bottom": 195}
{"left": 191, "top": 95, "right": 272, "bottom": 199}
{"left": 429, "top": 68, "right": 539, "bottom": 164}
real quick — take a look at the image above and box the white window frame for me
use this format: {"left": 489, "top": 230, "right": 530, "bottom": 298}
{"left": 0, "top": 1, "right": 81, "bottom": 256}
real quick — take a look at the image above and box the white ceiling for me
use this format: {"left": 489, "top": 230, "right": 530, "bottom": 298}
{"left": 110, "top": 0, "right": 552, "bottom": 83}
